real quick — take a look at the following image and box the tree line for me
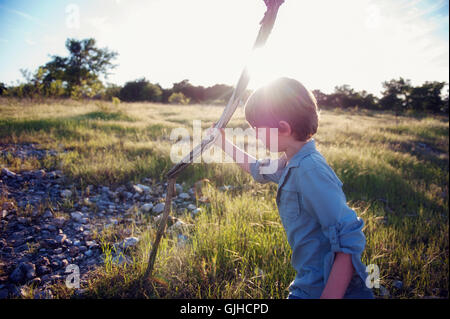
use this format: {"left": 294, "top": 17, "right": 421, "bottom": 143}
{"left": 0, "top": 38, "right": 448, "bottom": 114}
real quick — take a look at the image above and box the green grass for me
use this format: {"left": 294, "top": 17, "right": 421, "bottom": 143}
{"left": 0, "top": 97, "right": 448, "bottom": 299}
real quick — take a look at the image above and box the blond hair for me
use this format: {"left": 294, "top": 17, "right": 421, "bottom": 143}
{"left": 244, "top": 77, "right": 319, "bottom": 142}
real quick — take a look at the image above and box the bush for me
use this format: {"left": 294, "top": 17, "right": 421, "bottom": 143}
{"left": 112, "top": 96, "right": 121, "bottom": 106}
{"left": 47, "top": 80, "right": 66, "bottom": 97}
{"left": 168, "top": 92, "right": 190, "bottom": 105}
{"left": 102, "top": 84, "right": 122, "bottom": 101}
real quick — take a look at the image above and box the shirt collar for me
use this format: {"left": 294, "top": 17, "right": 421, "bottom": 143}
{"left": 285, "top": 138, "right": 317, "bottom": 169}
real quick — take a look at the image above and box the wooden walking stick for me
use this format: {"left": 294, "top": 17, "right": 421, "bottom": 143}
{"left": 144, "top": 177, "right": 176, "bottom": 279}
{"left": 145, "top": 0, "right": 285, "bottom": 279}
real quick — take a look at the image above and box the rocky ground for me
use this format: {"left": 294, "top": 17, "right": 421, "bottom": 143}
{"left": 0, "top": 143, "right": 217, "bottom": 299}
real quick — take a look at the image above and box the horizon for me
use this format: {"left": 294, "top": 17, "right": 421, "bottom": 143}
{"left": 0, "top": 0, "right": 448, "bottom": 97}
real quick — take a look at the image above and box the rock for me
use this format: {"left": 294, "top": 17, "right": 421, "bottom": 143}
{"left": 111, "top": 254, "right": 130, "bottom": 265}
{"left": 2, "top": 201, "right": 15, "bottom": 210}
{"left": 54, "top": 217, "right": 66, "bottom": 228}
{"left": 61, "top": 259, "right": 69, "bottom": 268}
{"left": 153, "top": 214, "right": 177, "bottom": 226}
{"left": 9, "top": 267, "right": 24, "bottom": 283}
{"left": 187, "top": 204, "right": 197, "bottom": 211}
{"left": 177, "top": 234, "right": 189, "bottom": 247}
{"left": 133, "top": 184, "right": 150, "bottom": 194}
{"left": 55, "top": 234, "right": 67, "bottom": 244}
{"left": 37, "top": 256, "right": 50, "bottom": 266}
{"left": 73, "top": 224, "right": 84, "bottom": 232}
{"left": 101, "top": 186, "right": 110, "bottom": 194}
{"left": 10, "top": 262, "right": 36, "bottom": 283}
{"left": 42, "top": 223, "right": 57, "bottom": 232}
{"left": 0, "top": 238, "right": 6, "bottom": 249}
{"left": 116, "top": 237, "right": 139, "bottom": 250}
{"left": 379, "top": 285, "right": 390, "bottom": 297}
{"left": 33, "top": 289, "right": 53, "bottom": 299}
{"left": 85, "top": 241, "right": 98, "bottom": 249}
{"left": 105, "top": 219, "right": 118, "bottom": 229}
{"left": 50, "top": 170, "right": 61, "bottom": 178}
{"left": 132, "top": 185, "right": 143, "bottom": 194}
{"left": 0, "top": 288, "right": 8, "bottom": 299}
{"left": 17, "top": 217, "right": 28, "bottom": 224}
{"left": 132, "top": 192, "right": 140, "bottom": 199}
{"left": 74, "top": 288, "right": 86, "bottom": 298}
{"left": 168, "top": 220, "right": 187, "bottom": 233}
{"left": 175, "top": 183, "right": 183, "bottom": 193}
{"left": 61, "top": 189, "right": 72, "bottom": 198}
{"left": 42, "top": 210, "right": 53, "bottom": 219}
{"left": 178, "top": 192, "right": 190, "bottom": 200}
{"left": 152, "top": 203, "right": 165, "bottom": 214}
{"left": 30, "top": 277, "right": 41, "bottom": 286}
{"left": 136, "top": 184, "right": 151, "bottom": 194}
{"left": 32, "top": 169, "right": 46, "bottom": 179}
{"left": 71, "top": 211, "right": 84, "bottom": 222}
{"left": 37, "top": 265, "right": 51, "bottom": 276}
{"left": 140, "top": 203, "right": 153, "bottom": 213}
{"left": 122, "top": 191, "right": 133, "bottom": 200}
{"left": 69, "top": 246, "right": 80, "bottom": 257}
{"left": 42, "top": 238, "right": 59, "bottom": 249}
{"left": 393, "top": 280, "right": 403, "bottom": 289}
{"left": 1, "top": 167, "right": 16, "bottom": 178}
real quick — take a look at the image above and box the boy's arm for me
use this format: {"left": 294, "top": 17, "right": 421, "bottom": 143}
{"left": 320, "top": 252, "right": 354, "bottom": 299}
{"left": 297, "top": 167, "right": 368, "bottom": 298}
{"left": 223, "top": 138, "right": 255, "bottom": 174}
{"left": 209, "top": 126, "right": 285, "bottom": 183}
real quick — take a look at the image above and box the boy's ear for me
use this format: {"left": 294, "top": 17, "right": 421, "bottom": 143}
{"left": 278, "top": 120, "right": 292, "bottom": 136}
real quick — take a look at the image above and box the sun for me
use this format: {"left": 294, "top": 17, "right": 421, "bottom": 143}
{"left": 245, "top": 46, "right": 285, "bottom": 90}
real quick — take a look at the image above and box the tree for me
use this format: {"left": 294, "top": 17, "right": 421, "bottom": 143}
{"left": 161, "top": 88, "right": 174, "bottom": 103}
{"left": 172, "top": 79, "right": 201, "bottom": 103}
{"left": 442, "top": 86, "right": 449, "bottom": 114}
{"left": 168, "top": 92, "right": 190, "bottom": 105}
{"left": 119, "top": 78, "right": 162, "bottom": 102}
{"left": 48, "top": 80, "right": 65, "bottom": 97}
{"left": 43, "top": 38, "right": 117, "bottom": 96}
{"left": 379, "top": 78, "right": 412, "bottom": 112}
{"left": 204, "top": 84, "right": 233, "bottom": 102}
{"left": 407, "top": 81, "right": 446, "bottom": 113}
{"left": 312, "top": 89, "right": 328, "bottom": 107}
{"left": 358, "top": 90, "right": 379, "bottom": 110}
{"left": 102, "top": 83, "right": 122, "bottom": 101}
{"left": 0, "top": 82, "right": 6, "bottom": 96}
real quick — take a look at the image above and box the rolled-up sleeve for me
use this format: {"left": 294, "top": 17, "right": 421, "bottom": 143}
{"left": 249, "top": 156, "right": 286, "bottom": 184}
{"left": 298, "top": 167, "right": 369, "bottom": 284}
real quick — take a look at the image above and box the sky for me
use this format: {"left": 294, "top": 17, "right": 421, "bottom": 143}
{"left": 0, "top": 0, "right": 448, "bottom": 96}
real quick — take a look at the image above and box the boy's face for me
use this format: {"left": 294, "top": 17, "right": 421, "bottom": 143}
{"left": 253, "top": 125, "right": 287, "bottom": 153}
{"left": 253, "top": 121, "right": 297, "bottom": 153}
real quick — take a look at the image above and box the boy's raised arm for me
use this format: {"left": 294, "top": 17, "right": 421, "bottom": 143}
{"left": 208, "top": 126, "right": 255, "bottom": 174}
{"left": 207, "top": 125, "right": 285, "bottom": 184}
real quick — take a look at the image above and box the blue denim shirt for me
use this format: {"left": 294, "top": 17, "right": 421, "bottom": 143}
{"left": 249, "top": 138, "right": 373, "bottom": 299}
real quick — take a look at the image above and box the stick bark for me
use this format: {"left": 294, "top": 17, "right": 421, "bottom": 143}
{"left": 144, "top": 178, "right": 176, "bottom": 278}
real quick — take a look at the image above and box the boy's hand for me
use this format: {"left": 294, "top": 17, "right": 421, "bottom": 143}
{"left": 205, "top": 123, "right": 225, "bottom": 148}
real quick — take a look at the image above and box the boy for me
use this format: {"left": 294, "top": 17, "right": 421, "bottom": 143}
{"left": 208, "top": 77, "right": 374, "bottom": 299}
